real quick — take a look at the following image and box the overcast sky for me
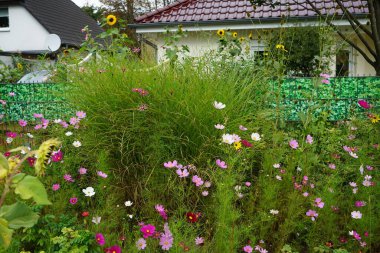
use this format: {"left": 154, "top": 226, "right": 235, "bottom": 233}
{"left": 72, "top": 0, "right": 103, "bottom": 7}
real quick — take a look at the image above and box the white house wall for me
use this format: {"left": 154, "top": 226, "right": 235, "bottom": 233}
{"left": 0, "top": 5, "right": 50, "bottom": 52}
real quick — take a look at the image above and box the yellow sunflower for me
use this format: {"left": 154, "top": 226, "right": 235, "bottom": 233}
{"left": 217, "top": 29, "right": 225, "bottom": 36}
{"left": 16, "top": 63, "right": 23, "bottom": 70}
{"left": 234, "top": 141, "right": 242, "bottom": 150}
{"left": 275, "top": 44, "right": 285, "bottom": 50}
{"left": 248, "top": 32, "right": 253, "bottom": 40}
{"left": 232, "top": 32, "right": 238, "bottom": 38}
{"left": 239, "top": 37, "right": 245, "bottom": 43}
{"left": 370, "top": 114, "right": 380, "bottom": 123}
{"left": 106, "top": 14, "right": 117, "bottom": 26}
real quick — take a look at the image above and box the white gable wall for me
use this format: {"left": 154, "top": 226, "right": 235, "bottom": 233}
{"left": 0, "top": 5, "right": 50, "bottom": 52}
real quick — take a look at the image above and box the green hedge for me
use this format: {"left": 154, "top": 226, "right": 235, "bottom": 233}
{"left": 1, "top": 77, "right": 379, "bottom": 122}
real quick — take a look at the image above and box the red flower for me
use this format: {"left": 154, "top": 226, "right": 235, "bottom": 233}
{"left": 186, "top": 212, "right": 198, "bottom": 223}
{"left": 27, "top": 157, "right": 36, "bottom": 167}
{"left": 4, "top": 152, "right": 10, "bottom": 157}
{"left": 82, "top": 211, "right": 89, "bottom": 217}
{"left": 241, "top": 140, "right": 253, "bottom": 148}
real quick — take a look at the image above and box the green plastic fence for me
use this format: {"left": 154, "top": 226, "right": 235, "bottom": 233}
{"left": 0, "top": 77, "right": 379, "bottom": 122}
{"left": 271, "top": 76, "right": 380, "bottom": 120}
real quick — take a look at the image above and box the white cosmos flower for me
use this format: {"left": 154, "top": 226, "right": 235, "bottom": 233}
{"left": 92, "top": 216, "right": 101, "bottom": 224}
{"left": 351, "top": 211, "right": 362, "bottom": 219}
{"left": 73, "top": 140, "right": 82, "bottom": 147}
{"left": 65, "top": 131, "right": 73, "bottom": 136}
{"left": 275, "top": 175, "right": 282, "bottom": 181}
{"left": 54, "top": 119, "right": 62, "bottom": 123}
{"left": 128, "top": 214, "right": 133, "bottom": 219}
{"left": 251, "top": 133, "right": 261, "bottom": 141}
{"left": 82, "top": 186, "right": 95, "bottom": 197}
{"left": 213, "top": 101, "right": 226, "bottom": 109}
{"left": 214, "top": 124, "right": 225, "bottom": 130}
{"left": 349, "top": 152, "right": 358, "bottom": 158}
{"left": 222, "top": 134, "right": 235, "bottom": 144}
{"left": 270, "top": 209, "right": 279, "bottom": 215}
{"left": 26, "top": 133, "right": 34, "bottom": 138}
{"left": 6, "top": 137, "right": 13, "bottom": 144}
{"left": 125, "top": 200, "right": 133, "bottom": 207}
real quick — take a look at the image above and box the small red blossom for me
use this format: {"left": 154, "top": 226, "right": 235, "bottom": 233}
{"left": 104, "top": 245, "right": 121, "bottom": 253}
{"left": 241, "top": 139, "right": 253, "bottom": 147}
{"left": 27, "top": 157, "right": 36, "bottom": 167}
{"left": 82, "top": 211, "right": 89, "bottom": 217}
{"left": 186, "top": 212, "right": 199, "bottom": 223}
{"left": 4, "top": 152, "right": 11, "bottom": 157}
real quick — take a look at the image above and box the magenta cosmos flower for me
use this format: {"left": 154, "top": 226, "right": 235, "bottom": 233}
{"left": 306, "top": 209, "right": 318, "bottom": 221}
{"left": 51, "top": 150, "right": 63, "bottom": 162}
{"left": 104, "top": 245, "right": 121, "bottom": 253}
{"left": 18, "top": 119, "right": 27, "bottom": 127}
{"left": 243, "top": 245, "right": 253, "bottom": 253}
{"left": 69, "top": 197, "right": 78, "bottom": 204}
{"left": 140, "top": 224, "right": 155, "bottom": 238}
{"left": 216, "top": 159, "right": 227, "bottom": 169}
{"left": 95, "top": 233, "right": 105, "bottom": 246}
{"left": 289, "top": 139, "right": 299, "bottom": 149}
{"left": 52, "top": 184, "right": 60, "bottom": 191}
{"left": 358, "top": 99, "right": 371, "bottom": 109}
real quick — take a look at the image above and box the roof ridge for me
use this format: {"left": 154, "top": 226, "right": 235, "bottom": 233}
{"left": 135, "top": 0, "right": 193, "bottom": 22}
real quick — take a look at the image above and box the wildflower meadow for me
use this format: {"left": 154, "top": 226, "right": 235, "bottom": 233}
{"left": 0, "top": 16, "right": 379, "bottom": 253}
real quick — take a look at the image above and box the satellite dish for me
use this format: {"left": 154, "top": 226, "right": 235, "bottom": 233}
{"left": 44, "top": 34, "right": 61, "bottom": 52}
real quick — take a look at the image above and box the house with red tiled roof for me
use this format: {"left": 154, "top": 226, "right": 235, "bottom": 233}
{"left": 131, "top": 0, "right": 375, "bottom": 76}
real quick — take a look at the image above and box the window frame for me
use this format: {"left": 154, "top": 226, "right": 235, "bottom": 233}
{"left": 0, "top": 7, "right": 10, "bottom": 32}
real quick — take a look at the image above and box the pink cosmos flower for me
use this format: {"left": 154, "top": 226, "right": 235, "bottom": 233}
{"left": 195, "top": 237, "right": 204, "bottom": 245}
{"left": 306, "top": 209, "right": 318, "bottom": 221}
{"left": 320, "top": 73, "right": 330, "bottom": 78}
{"left": 176, "top": 168, "right": 189, "bottom": 178}
{"left": 104, "top": 245, "right": 121, "bottom": 253}
{"left": 160, "top": 223, "right": 173, "bottom": 250}
{"left": 355, "top": 201, "right": 366, "bottom": 207}
{"left": 243, "top": 245, "right": 253, "bottom": 253}
{"left": 204, "top": 181, "right": 212, "bottom": 188}
{"left": 18, "top": 119, "right": 27, "bottom": 127}
{"left": 60, "top": 121, "right": 69, "bottom": 128}
{"left": 34, "top": 124, "right": 42, "bottom": 130}
{"left": 328, "top": 163, "right": 336, "bottom": 169}
{"left": 69, "top": 117, "right": 80, "bottom": 125}
{"left": 164, "top": 160, "right": 177, "bottom": 168}
{"left": 366, "top": 165, "right": 373, "bottom": 171}
{"left": 63, "top": 174, "right": 74, "bottom": 182}
{"left": 358, "top": 99, "right": 371, "bottom": 109}
{"left": 314, "top": 198, "right": 325, "bottom": 208}
{"left": 33, "top": 113, "right": 43, "bottom": 118}
{"left": 52, "top": 184, "right": 60, "bottom": 191}
{"left": 140, "top": 224, "right": 155, "bottom": 238}
{"left": 97, "top": 171, "right": 108, "bottom": 178}
{"left": 51, "top": 150, "right": 63, "bottom": 162}
{"left": 95, "top": 233, "right": 105, "bottom": 246}
{"left": 78, "top": 167, "right": 87, "bottom": 175}
{"left": 192, "top": 175, "right": 204, "bottom": 187}
{"left": 155, "top": 204, "right": 168, "bottom": 220}
{"left": 245, "top": 181, "right": 251, "bottom": 187}
{"left": 306, "top": 134, "right": 313, "bottom": 144}
{"left": 239, "top": 125, "right": 248, "bottom": 131}
{"left": 6, "top": 132, "right": 17, "bottom": 138}
{"left": 216, "top": 159, "right": 227, "bottom": 169}
{"left": 41, "top": 118, "right": 49, "bottom": 129}
{"left": 322, "top": 79, "right": 330, "bottom": 84}
{"left": 8, "top": 92, "right": 15, "bottom": 97}
{"left": 76, "top": 111, "right": 86, "bottom": 119}
{"left": 202, "top": 191, "right": 209, "bottom": 196}
{"left": 136, "top": 238, "right": 147, "bottom": 250}
{"left": 289, "top": 139, "right": 299, "bottom": 149}
{"left": 69, "top": 197, "right": 78, "bottom": 204}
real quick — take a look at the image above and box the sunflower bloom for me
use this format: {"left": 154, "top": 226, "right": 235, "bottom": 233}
{"left": 106, "top": 14, "right": 117, "bottom": 26}
{"left": 248, "top": 33, "right": 253, "bottom": 40}
{"left": 217, "top": 29, "right": 225, "bottom": 36}
{"left": 239, "top": 37, "right": 245, "bottom": 43}
{"left": 232, "top": 32, "right": 238, "bottom": 38}
{"left": 234, "top": 141, "right": 242, "bottom": 150}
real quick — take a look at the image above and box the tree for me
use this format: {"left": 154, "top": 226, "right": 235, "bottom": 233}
{"left": 250, "top": 0, "right": 380, "bottom": 75}
{"left": 81, "top": 5, "right": 107, "bottom": 22}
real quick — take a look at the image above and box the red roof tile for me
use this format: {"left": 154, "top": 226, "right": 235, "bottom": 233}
{"left": 135, "top": 0, "right": 368, "bottom": 24}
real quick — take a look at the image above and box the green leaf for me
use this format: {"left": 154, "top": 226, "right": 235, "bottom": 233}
{"left": 0, "top": 153, "right": 9, "bottom": 171}
{"left": 0, "top": 218, "right": 13, "bottom": 249}
{"left": 11, "top": 173, "right": 26, "bottom": 184}
{"left": 13, "top": 175, "right": 51, "bottom": 205}
{"left": 0, "top": 202, "right": 39, "bottom": 229}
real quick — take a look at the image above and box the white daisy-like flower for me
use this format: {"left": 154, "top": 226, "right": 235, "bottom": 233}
{"left": 349, "top": 152, "right": 358, "bottom": 158}
{"left": 270, "top": 209, "right": 279, "bottom": 215}
{"left": 128, "top": 214, "right": 133, "bottom": 219}
{"left": 222, "top": 134, "right": 235, "bottom": 144}
{"left": 275, "top": 175, "right": 282, "bottom": 181}
{"left": 73, "top": 140, "right": 82, "bottom": 147}
{"left": 273, "top": 163, "right": 281, "bottom": 168}
{"left": 6, "top": 137, "right": 13, "bottom": 144}
{"left": 92, "top": 216, "right": 101, "bottom": 224}
{"left": 82, "top": 186, "right": 95, "bottom": 197}
{"left": 213, "top": 101, "right": 226, "bottom": 109}
{"left": 351, "top": 211, "right": 362, "bottom": 219}
{"left": 54, "top": 119, "right": 62, "bottom": 123}
{"left": 26, "top": 133, "right": 34, "bottom": 138}
{"left": 251, "top": 133, "right": 261, "bottom": 141}
{"left": 234, "top": 185, "right": 242, "bottom": 192}
{"left": 125, "top": 200, "right": 133, "bottom": 207}
{"left": 214, "top": 124, "right": 225, "bottom": 130}
{"left": 65, "top": 131, "right": 73, "bottom": 136}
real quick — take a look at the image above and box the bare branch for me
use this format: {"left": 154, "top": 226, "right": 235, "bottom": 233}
{"left": 368, "top": 0, "right": 380, "bottom": 61}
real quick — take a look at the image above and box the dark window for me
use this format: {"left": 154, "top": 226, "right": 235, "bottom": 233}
{"left": 336, "top": 50, "right": 350, "bottom": 77}
{"left": 0, "top": 8, "right": 9, "bottom": 28}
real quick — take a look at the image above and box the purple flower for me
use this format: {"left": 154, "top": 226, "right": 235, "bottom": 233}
{"left": 136, "top": 238, "right": 147, "bottom": 250}
{"left": 18, "top": 119, "right": 27, "bottom": 127}
{"left": 306, "top": 134, "right": 313, "bottom": 144}
{"left": 95, "top": 233, "right": 105, "bottom": 245}
{"left": 243, "top": 245, "right": 253, "bottom": 253}
{"left": 159, "top": 223, "right": 173, "bottom": 250}
{"left": 78, "top": 167, "right": 87, "bottom": 175}
{"left": 97, "top": 171, "right": 108, "bottom": 178}
{"left": 52, "top": 184, "right": 60, "bottom": 191}
{"left": 216, "top": 159, "right": 227, "bottom": 169}
{"left": 355, "top": 201, "right": 366, "bottom": 207}
{"left": 195, "top": 237, "right": 204, "bottom": 245}
{"left": 192, "top": 175, "right": 204, "bottom": 187}
{"left": 289, "top": 139, "right": 299, "bottom": 149}
{"left": 306, "top": 209, "right": 318, "bottom": 221}
{"left": 63, "top": 174, "right": 75, "bottom": 182}
{"left": 176, "top": 168, "right": 189, "bottom": 178}
{"left": 69, "top": 197, "right": 78, "bottom": 204}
